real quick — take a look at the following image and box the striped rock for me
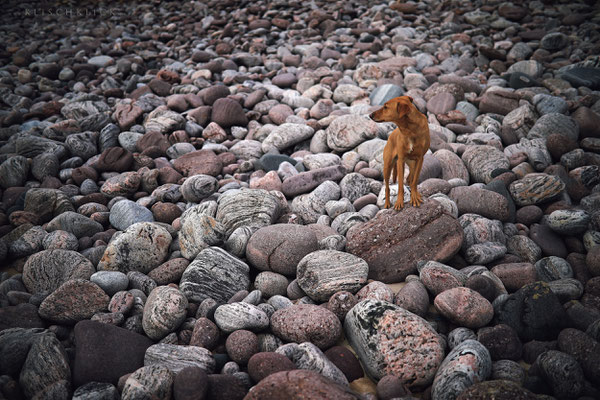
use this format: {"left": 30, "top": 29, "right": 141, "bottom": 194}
{"left": 178, "top": 206, "right": 225, "bottom": 260}
{"left": 23, "top": 249, "right": 95, "bottom": 294}
{"left": 121, "top": 365, "right": 173, "bottom": 400}
{"left": 546, "top": 209, "right": 590, "bottom": 235}
{"left": 296, "top": 250, "right": 368, "bottom": 302}
{"left": 431, "top": 340, "right": 492, "bottom": 400}
{"left": 100, "top": 171, "right": 141, "bottom": 198}
{"left": 276, "top": 342, "right": 348, "bottom": 386}
{"left": 216, "top": 189, "right": 282, "bottom": 237}
{"left": 144, "top": 343, "right": 215, "bottom": 374}
{"left": 508, "top": 173, "right": 565, "bottom": 206}
{"left": 97, "top": 223, "right": 172, "bottom": 274}
{"left": 142, "top": 286, "right": 188, "bottom": 340}
{"left": 344, "top": 299, "right": 444, "bottom": 386}
{"left": 419, "top": 261, "right": 467, "bottom": 296}
{"left": 213, "top": 302, "right": 269, "bottom": 333}
{"left": 180, "top": 247, "right": 249, "bottom": 303}
{"left": 462, "top": 145, "right": 509, "bottom": 184}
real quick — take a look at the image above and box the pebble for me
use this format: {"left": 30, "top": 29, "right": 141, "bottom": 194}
{"left": 246, "top": 224, "right": 319, "bottom": 276}
{"left": 142, "top": 286, "right": 188, "bottom": 340}
{"left": 213, "top": 302, "right": 269, "bottom": 333}
{"left": 121, "top": 365, "right": 173, "bottom": 400}
{"left": 226, "top": 330, "right": 259, "bottom": 365}
{"left": 296, "top": 250, "right": 368, "bottom": 302}
{"left": 38, "top": 279, "right": 109, "bottom": 324}
{"left": 276, "top": 342, "right": 348, "bottom": 386}
{"left": 22, "top": 249, "right": 95, "bottom": 294}
{"left": 495, "top": 281, "right": 568, "bottom": 341}
{"left": 46, "top": 211, "right": 103, "bottom": 238}
{"left": 546, "top": 209, "right": 590, "bottom": 235}
{"left": 72, "top": 382, "right": 119, "bottom": 400}
{"left": 247, "top": 352, "right": 297, "bottom": 383}
{"left": 345, "top": 299, "right": 444, "bottom": 386}
{"left": 180, "top": 246, "right": 249, "bottom": 303}
{"left": 90, "top": 271, "right": 129, "bottom": 296}
{"left": 215, "top": 189, "right": 282, "bottom": 236}
{"left": 477, "top": 324, "right": 523, "bottom": 361}
{"left": 431, "top": 340, "right": 492, "bottom": 400}
{"left": 178, "top": 206, "right": 225, "bottom": 260}
{"left": 271, "top": 304, "right": 342, "bottom": 349}
{"left": 462, "top": 145, "right": 509, "bottom": 184}
{"left": 144, "top": 343, "right": 215, "bottom": 373}
{"left": 180, "top": 174, "right": 219, "bottom": 202}
{"left": 434, "top": 287, "right": 494, "bottom": 329}
{"left": 97, "top": 222, "right": 172, "bottom": 274}
{"left": 535, "top": 350, "right": 584, "bottom": 399}
{"left": 109, "top": 199, "right": 154, "bottom": 231}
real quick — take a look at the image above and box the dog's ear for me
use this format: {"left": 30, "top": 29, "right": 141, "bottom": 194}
{"left": 396, "top": 101, "right": 410, "bottom": 116}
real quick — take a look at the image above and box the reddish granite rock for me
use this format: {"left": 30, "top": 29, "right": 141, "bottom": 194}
{"left": 173, "top": 149, "right": 223, "bottom": 177}
{"left": 434, "top": 287, "right": 494, "bottom": 328}
{"left": 95, "top": 147, "right": 133, "bottom": 172}
{"left": 346, "top": 199, "right": 463, "bottom": 283}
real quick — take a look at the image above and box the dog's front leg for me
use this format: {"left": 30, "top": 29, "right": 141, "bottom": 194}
{"left": 383, "top": 146, "right": 394, "bottom": 208}
{"left": 394, "top": 157, "right": 405, "bottom": 210}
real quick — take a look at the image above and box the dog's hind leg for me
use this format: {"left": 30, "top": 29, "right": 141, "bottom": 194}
{"left": 408, "top": 157, "right": 424, "bottom": 206}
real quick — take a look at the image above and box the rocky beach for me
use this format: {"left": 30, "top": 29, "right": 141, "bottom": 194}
{"left": 1, "top": 0, "right": 600, "bottom": 398}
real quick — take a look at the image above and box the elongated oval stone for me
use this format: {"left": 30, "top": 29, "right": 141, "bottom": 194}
{"left": 144, "top": 343, "right": 215, "bottom": 374}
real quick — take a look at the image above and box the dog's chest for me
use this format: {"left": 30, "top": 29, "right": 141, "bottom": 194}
{"left": 407, "top": 138, "right": 414, "bottom": 154}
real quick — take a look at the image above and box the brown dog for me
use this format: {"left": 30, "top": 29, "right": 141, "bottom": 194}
{"left": 369, "top": 96, "right": 430, "bottom": 210}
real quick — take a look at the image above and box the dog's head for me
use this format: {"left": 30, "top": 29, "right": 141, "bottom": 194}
{"left": 369, "top": 96, "right": 414, "bottom": 122}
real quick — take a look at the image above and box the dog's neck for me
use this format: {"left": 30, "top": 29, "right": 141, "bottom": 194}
{"left": 391, "top": 112, "right": 420, "bottom": 135}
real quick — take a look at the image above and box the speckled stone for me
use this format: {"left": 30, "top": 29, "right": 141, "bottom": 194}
{"left": 100, "top": 171, "right": 141, "bottom": 198}
{"left": 213, "top": 302, "right": 269, "bottom": 333}
{"left": 246, "top": 224, "right": 319, "bottom": 276}
{"left": 38, "top": 279, "right": 109, "bottom": 324}
{"left": 109, "top": 200, "right": 154, "bottom": 231}
{"left": 420, "top": 260, "right": 467, "bottom": 296}
{"left": 19, "top": 331, "right": 71, "bottom": 399}
{"left": 296, "top": 250, "right": 368, "bottom": 302}
{"left": 178, "top": 206, "right": 225, "bottom": 260}
{"left": 8, "top": 225, "right": 46, "bottom": 258}
{"left": 535, "top": 350, "right": 584, "bottom": 399}
{"left": 326, "top": 114, "right": 379, "bottom": 152}
{"left": 23, "top": 249, "right": 95, "bottom": 294}
{"left": 0, "top": 155, "right": 29, "bottom": 189}
{"left": 346, "top": 200, "right": 464, "bottom": 283}
{"left": 462, "top": 145, "right": 509, "bottom": 184}
{"left": 121, "top": 364, "right": 174, "bottom": 400}
{"left": 528, "top": 113, "right": 579, "bottom": 142}
{"left": 226, "top": 329, "right": 259, "bottom": 365}
{"left": 97, "top": 222, "right": 172, "bottom": 274}
{"left": 216, "top": 189, "right": 282, "bottom": 237}
{"left": 558, "top": 328, "right": 600, "bottom": 384}
{"left": 180, "top": 246, "right": 250, "bottom": 303}
{"left": 449, "top": 186, "right": 511, "bottom": 222}
{"left": 339, "top": 173, "right": 372, "bottom": 203}
{"left": 477, "top": 324, "right": 523, "bottom": 361}
{"left": 465, "top": 242, "right": 508, "bottom": 265}
{"left": 344, "top": 299, "right": 444, "bottom": 386}
{"left": 144, "top": 343, "right": 215, "bottom": 373}
{"left": 546, "top": 209, "right": 590, "bottom": 235}
{"left": 494, "top": 281, "right": 568, "bottom": 341}
{"left": 142, "top": 286, "right": 188, "bottom": 340}
{"left": 431, "top": 340, "right": 492, "bottom": 400}
{"left": 355, "top": 281, "right": 394, "bottom": 303}
{"left": 247, "top": 352, "right": 297, "bottom": 383}
{"left": 434, "top": 287, "right": 494, "bottom": 329}
{"left": 147, "top": 258, "right": 190, "bottom": 286}
{"left": 276, "top": 342, "right": 348, "bottom": 386}
{"left": 271, "top": 304, "right": 342, "bottom": 350}
{"left": 172, "top": 366, "right": 208, "bottom": 400}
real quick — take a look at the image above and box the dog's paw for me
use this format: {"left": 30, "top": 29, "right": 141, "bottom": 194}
{"left": 384, "top": 201, "right": 391, "bottom": 209}
{"left": 410, "top": 192, "right": 423, "bottom": 207}
{"left": 393, "top": 201, "right": 404, "bottom": 210}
